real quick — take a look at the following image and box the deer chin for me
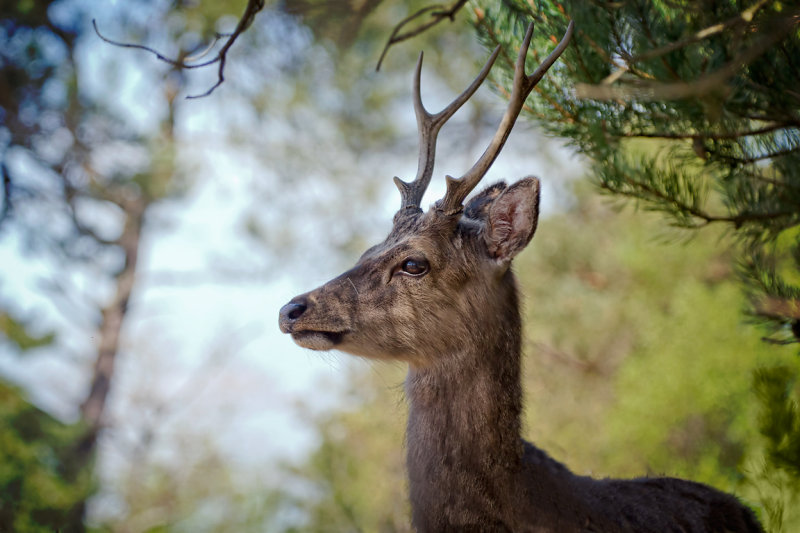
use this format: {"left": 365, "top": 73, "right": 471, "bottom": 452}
{"left": 291, "top": 330, "right": 346, "bottom": 351}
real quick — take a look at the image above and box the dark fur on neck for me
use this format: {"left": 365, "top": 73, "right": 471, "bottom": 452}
{"left": 403, "top": 271, "right": 762, "bottom": 533}
{"left": 405, "top": 270, "right": 526, "bottom": 531}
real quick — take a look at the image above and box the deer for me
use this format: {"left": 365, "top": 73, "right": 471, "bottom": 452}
{"left": 278, "top": 20, "right": 764, "bottom": 533}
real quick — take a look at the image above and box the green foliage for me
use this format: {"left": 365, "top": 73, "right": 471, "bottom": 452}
{"left": 0, "top": 381, "right": 92, "bottom": 533}
{"left": 754, "top": 365, "right": 800, "bottom": 480}
{"left": 751, "top": 364, "right": 800, "bottom": 532}
{"left": 280, "top": 369, "right": 411, "bottom": 532}
{"left": 473, "top": 0, "right": 800, "bottom": 339}
{"left": 1, "top": 1, "right": 184, "bottom": 529}
{"left": 0, "top": 311, "right": 55, "bottom": 352}
{"left": 178, "top": 0, "right": 252, "bottom": 37}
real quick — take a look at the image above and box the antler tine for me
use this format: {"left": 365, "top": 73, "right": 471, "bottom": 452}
{"left": 394, "top": 45, "right": 502, "bottom": 211}
{"left": 437, "top": 20, "right": 575, "bottom": 216}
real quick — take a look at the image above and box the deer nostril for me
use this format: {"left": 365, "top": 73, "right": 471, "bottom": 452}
{"left": 279, "top": 299, "right": 309, "bottom": 333}
{"left": 287, "top": 303, "right": 306, "bottom": 320}
{"left": 279, "top": 300, "right": 308, "bottom": 323}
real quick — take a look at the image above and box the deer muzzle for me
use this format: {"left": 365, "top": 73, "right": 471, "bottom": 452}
{"left": 278, "top": 294, "right": 349, "bottom": 351}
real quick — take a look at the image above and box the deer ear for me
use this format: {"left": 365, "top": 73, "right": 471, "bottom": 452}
{"left": 464, "top": 182, "right": 507, "bottom": 221}
{"left": 484, "top": 177, "right": 540, "bottom": 264}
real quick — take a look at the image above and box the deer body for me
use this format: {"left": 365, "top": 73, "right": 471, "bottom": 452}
{"left": 401, "top": 239, "right": 760, "bottom": 531}
{"left": 279, "top": 21, "right": 763, "bottom": 533}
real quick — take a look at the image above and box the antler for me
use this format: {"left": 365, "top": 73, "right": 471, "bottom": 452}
{"left": 394, "top": 46, "right": 501, "bottom": 211}
{"left": 436, "top": 20, "right": 575, "bottom": 216}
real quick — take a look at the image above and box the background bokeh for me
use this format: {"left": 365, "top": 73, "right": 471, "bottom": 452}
{"left": 1, "top": 1, "right": 798, "bottom": 531}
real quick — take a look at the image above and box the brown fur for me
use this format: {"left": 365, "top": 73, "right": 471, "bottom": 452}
{"left": 279, "top": 178, "right": 762, "bottom": 532}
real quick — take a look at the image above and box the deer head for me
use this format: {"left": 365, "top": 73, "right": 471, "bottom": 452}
{"left": 279, "top": 21, "right": 574, "bottom": 367}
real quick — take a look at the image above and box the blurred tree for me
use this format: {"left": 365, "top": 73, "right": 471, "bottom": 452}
{"left": 0, "top": 311, "right": 55, "bottom": 352}
{"left": 2, "top": 2, "right": 96, "bottom": 528}
{"left": 278, "top": 368, "right": 410, "bottom": 533}
{"left": 0, "top": 0, "right": 189, "bottom": 527}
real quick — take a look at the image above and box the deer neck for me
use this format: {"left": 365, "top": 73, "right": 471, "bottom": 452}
{"left": 404, "top": 273, "right": 526, "bottom": 527}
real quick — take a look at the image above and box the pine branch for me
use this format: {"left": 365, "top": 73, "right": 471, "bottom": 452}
{"left": 621, "top": 123, "right": 795, "bottom": 140}
{"left": 738, "top": 112, "right": 800, "bottom": 127}
{"left": 605, "top": 0, "right": 771, "bottom": 83}
{"left": 631, "top": 1, "right": 680, "bottom": 81}
{"left": 602, "top": 169, "right": 796, "bottom": 229}
{"left": 476, "top": 15, "right": 578, "bottom": 122}
{"left": 738, "top": 168, "right": 800, "bottom": 192}
{"left": 712, "top": 145, "right": 800, "bottom": 165}
{"left": 576, "top": 11, "right": 798, "bottom": 101}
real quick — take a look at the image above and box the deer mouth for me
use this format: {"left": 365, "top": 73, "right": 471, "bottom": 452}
{"left": 291, "top": 329, "right": 346, "bottom": 351}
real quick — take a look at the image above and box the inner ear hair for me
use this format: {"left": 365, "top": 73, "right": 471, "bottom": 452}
{"left": 485, "top": 177, "right": 540, "bottom": 263}
{"left": 463, "top": 181, "right": 507, "bottom": 221}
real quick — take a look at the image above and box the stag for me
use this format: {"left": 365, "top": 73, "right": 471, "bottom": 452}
{"left": 279, "top": 21, "right": 763, "bottom": 533}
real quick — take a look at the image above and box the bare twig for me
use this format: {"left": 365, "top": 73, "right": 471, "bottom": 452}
{"left": 376, "top": 0, "right": 468, "bottom": 71}
{"left": 92, "top": 20, "right": 189, "bottom": 68}
{"left": 92, "top": 0, "right": 266, "bottom": 99}
{"left": 533, "top": 342, "right": 597, "bottom": 373}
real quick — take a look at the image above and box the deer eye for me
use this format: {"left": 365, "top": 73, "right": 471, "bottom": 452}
{"left": 397, "top": 258, "right": 429, "bottom": 277}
